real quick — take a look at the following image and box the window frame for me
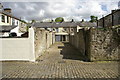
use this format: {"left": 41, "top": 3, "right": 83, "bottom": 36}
{"left": 7, "top": 16, "right": 9, "bottom": 23}
{"left": 1, "top": 15, "right": 5, "bottom": 23}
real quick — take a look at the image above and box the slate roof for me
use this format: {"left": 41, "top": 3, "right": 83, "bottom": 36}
{"left": 52, "top": 22, "right": 77, "bottom": 27}
{"left": 79, "top": 22, "right": 97, "bottom": 27}
{"left": 0, "top": 11, "right": 27, "bottom": 23}
{"left": 33, "top": 22, "right": 54, "bottom": 28}
{"left": 0, "top": 25, "right": 17, "bottom": 32}
{"left": 33, "top": 21, "right": 97, "bottom": 28}
{"left": 0, "top": 11, "right": 20, "bottom": 20}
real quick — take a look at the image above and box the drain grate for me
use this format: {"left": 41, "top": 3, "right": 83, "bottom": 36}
{"left": 58, "top": 61, "right": 66, "bottom": 63}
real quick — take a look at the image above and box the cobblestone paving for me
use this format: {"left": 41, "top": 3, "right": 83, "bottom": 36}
{"left": 1, "top": 42, "right": 120, "bottom": 79}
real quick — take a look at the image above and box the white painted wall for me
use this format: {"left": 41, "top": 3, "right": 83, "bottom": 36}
{"left": 0, "top": 14, "right": 1, "bottom": 22}
{"left": 0, "top": 35, "right": 2, "bottom": 79}
{"left": 0, "top": 28, "right": 35, "bottom": 62}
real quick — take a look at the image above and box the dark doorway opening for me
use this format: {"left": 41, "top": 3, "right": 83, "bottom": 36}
{"left": 63, "top": 35, "right": 66, "bottom": 41}
{"left": 55, "top": 35, "right": 69, "bottom": 42}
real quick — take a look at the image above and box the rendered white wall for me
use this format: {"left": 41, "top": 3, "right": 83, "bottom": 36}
{"left": 0, "top": 28, "right": 35, "bottom": 62}
{"left": 0, "top": 36, "right": 2, "bottom": 79}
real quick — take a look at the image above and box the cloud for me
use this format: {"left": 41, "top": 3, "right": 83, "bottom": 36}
{"left": 1, "top": 0, "right": 119, "bottom": 22}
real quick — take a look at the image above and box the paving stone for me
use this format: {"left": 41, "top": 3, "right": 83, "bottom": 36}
{"left": 1, "top": 42, "right": 119, "bottom": 79}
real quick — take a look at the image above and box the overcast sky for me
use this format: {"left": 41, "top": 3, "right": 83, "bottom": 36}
{"left": 1, "top": 0, "right": 120, "bottom": 22}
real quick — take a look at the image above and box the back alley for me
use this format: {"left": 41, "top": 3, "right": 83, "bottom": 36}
{"left": 1, "top": 42, "right": 119, "bottom": 79}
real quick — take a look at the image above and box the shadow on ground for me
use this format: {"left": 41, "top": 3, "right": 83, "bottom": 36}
{"left": 58, "top": 42, "right": 87, "bottom": 61}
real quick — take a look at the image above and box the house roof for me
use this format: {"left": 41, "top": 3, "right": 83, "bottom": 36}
{"left": 78, "top": 22, "right": 97, "bottom": 27}
{"left": 0, "top": 11, "right": 27, "bottom": 23}
{"left": 98, "top": 9, "right": 120, "bottom": 22}
{"left": 33, "top": 22, "right": 54, "bottom": 28}
{"left": 33, "top": 22, "right": 97, "bottom": 28}
{"left": 0, "top": 25, "right": 17, "bottom": 32}
{"left": 0, "top": 11, "right": 20, "bottom": 20}
{"left": 52, "top": 22, "right": 77, "bottom": 27}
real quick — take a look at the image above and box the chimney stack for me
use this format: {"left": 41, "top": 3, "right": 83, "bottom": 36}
{"left": 4, "top": 8, "right": 12, "bottom": 13}
{"left": 71, "top": 19, "right": 74, "bottom": 22}
{"left": 0, "top": 3, "right": 3, "bottom": 11}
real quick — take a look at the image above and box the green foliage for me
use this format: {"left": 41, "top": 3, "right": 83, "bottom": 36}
{"left": 89, "top": 15, "right": 98, "bottom": 23}
{"left": 31, "top": 20, "right": 36, "bottom": 23}
{"left": 26, "top": 26, "right": 29, "bottom": 32}
{"left": 55, "top": 17, "right": 64, "bottom": 23}
{"left": 21, "top": 20, "right": 27, "bottom": 23}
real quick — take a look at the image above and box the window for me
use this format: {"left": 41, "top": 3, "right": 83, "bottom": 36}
{"left": 7, "top": 16, "right": 9, "bottom": 23}
{"left": 12, "top": 19, "right": 15, "bottom": 25}
{"left": 71, "top": 28, "right": 74, "bottom": 31}
{"left": 56, "top": 28, "right": 59, "bottom": 32}
{"left": 17, "top": 21, "right": 18, "bottom": 25}
{"left": 1, "top": 15, "right": 5, "bottom": 22}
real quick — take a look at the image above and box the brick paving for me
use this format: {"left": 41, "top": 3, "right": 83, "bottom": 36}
{"left": 1, "top": 42, "right": 120, "bottom": 79}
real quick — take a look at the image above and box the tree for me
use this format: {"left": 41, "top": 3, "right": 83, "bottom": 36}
{"left": 31, "top": 20, "right": 36, "bottom": 23}
{"left": 55, "top": 17, "right": 64, "bottom": 23}
{"left": 89, "top": 15, "right": 98, "bottom": 23}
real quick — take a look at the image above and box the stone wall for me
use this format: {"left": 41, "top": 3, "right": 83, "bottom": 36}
{"left": 69, "top": 29, "right": 86, "bottom": 55}
{"left": 69, "top": 27, "right": 120, "bottom": 61}
{"left": 34, "top": 28, "right": 55, "bottom": 59}
{"left": 98, "top": 18, "right": 103, "bottom": 27}
{"left": 113, "top": 10, "right": 120, "bottom": 26}
{"left": 104, "top": 14, "right": 112, "bottom": 27}
{"left": 89, "top": 28, "right": 120, "bottom": 61}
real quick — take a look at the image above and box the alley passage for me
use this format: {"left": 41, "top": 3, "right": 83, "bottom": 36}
{"left": 37, "top": 42, "right": 86, "bottom": 62}
{"left": 2, "top": 42, "right": 119, "bottom": 79}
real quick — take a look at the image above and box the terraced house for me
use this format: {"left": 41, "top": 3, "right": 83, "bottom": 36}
{"left": 0, "top": 3, "right": 27, "bottom": 37}
{"left": 97, "top": 9, "right": 120, "bottom": 28}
